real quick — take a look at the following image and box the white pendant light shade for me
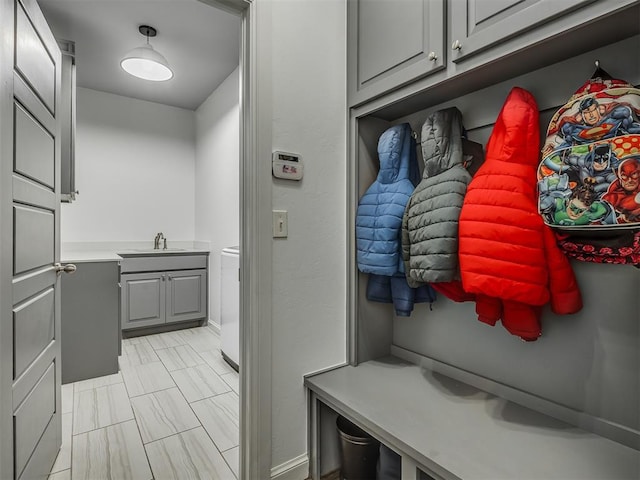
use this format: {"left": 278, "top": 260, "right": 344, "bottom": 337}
{"left": 121, "top": 25, "right": 173, "bottom": 82}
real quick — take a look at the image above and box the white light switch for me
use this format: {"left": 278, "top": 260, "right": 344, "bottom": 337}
{"left": 272, "top": 210, "right": 288, "bottom": 238}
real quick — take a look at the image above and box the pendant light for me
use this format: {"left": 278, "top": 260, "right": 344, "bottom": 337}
{"left": 121, "top": 25, "right": 173, "bottom": 82}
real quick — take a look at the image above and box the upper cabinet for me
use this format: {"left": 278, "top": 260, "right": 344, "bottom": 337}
{"left": 348, "top": 0, "right": 640, "bottom": 109}
{"left": 448, "top": 0, "right": 594, "bottom": 63}
{"left": 58, "top": 39, "right": 76, "bottom": 202}
{"left": 348, "top": 0, "right": 445, "bottom": 107}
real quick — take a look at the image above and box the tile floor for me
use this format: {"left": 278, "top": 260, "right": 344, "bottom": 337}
{"left": 48, "top": 324, "right": 239, "bottom": 480}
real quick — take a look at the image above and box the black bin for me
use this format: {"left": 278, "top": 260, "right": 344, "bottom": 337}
{"left": 336, "top": 416, "right": 380, "bottom": 480}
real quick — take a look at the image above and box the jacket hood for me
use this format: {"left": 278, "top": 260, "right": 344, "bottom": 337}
{"left": 485, "top": 86, "right": 540, "bottom": 167}
{"left": 377, "top": 123, "right": 416, "bottom": 184}
{"left": 421, "top": 107, "right": 464, "bottom": 178}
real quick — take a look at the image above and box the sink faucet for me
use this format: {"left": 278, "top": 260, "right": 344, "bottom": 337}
{"left": 154, "top": 232, "right": 165, "bottom": 250}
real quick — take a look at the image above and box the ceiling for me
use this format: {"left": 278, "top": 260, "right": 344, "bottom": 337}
{"left": 38, "top": 0, "right": 241, "bottom": 111}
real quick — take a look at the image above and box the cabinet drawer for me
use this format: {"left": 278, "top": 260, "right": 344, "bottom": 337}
{"left": 120, "top": 254, "right": 208, "bottom": 273}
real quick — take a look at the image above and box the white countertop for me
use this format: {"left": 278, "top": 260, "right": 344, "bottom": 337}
{"left": 61, "top": 250, "right": 123, "bottom": 263}
{"left": 61, "top": 241, "right": 211, "bottom": 263}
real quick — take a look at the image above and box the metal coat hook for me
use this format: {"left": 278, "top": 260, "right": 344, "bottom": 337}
{"left": 591, "top": 59, "right": 613, "bottom": 80}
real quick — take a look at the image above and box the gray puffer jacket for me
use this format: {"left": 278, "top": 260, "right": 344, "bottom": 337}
{"left": 401, "top": 107, "right": 471, "bottom": 286}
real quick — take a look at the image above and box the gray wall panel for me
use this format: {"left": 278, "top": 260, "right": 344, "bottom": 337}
{"left": 13, "top": 287, "right": 54, "bottom": 378}
{"left": 13, "top": 204, "right": 54, "bottom": 274}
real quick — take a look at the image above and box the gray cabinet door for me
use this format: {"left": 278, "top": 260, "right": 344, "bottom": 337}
{"left": 121, "top": 272, "right": 166, "bottom": 329}
{"left": 166, "top": 269, "right": 207, "bottom": 324}
{"left": 61, "top": 262, "right": 119, "bottom": 384}
{"left": 449, "top": 0, "right": 594, "bottom": 63}
{"left": 348, "top": 0, "right": 445, "bottom": 106}
{"left": 1, "top": 0, "right": 63, "bottom": 479}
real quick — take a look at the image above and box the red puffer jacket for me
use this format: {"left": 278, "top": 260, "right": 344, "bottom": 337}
{"left": 458, "top": 87, "right": 583, "bottom": 341}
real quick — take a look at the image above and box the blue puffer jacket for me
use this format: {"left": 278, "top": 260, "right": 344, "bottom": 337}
{"left": 356, "top": 123, "right": 436, "bottom": 316}
{"left": 356, "top": 123, "right": 419, "bottom": 275}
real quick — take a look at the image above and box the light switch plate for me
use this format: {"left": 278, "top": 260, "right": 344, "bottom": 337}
{"left": 273, "top": 210, "right": 288, "bottom": 238}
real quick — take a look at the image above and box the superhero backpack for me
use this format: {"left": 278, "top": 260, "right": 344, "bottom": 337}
{"left": 537, "top": 67, "right": 640, "bottom": 265}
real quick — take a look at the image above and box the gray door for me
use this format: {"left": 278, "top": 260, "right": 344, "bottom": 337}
{"left": 0, "top": 0, "right": 63, "bottom": 479}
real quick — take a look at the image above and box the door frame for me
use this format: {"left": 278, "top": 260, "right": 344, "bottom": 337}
{"left": 198, "top": 1, "right": 272, "bottom": 479}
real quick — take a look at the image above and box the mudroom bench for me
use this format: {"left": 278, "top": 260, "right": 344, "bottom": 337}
{"left": 304, "top": 354, "right": 639, "bottom": 480}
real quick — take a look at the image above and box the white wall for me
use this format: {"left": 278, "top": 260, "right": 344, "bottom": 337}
{"left": 61, "top": 87, "right": 196, "bottom": 244}
{"left": 195, "top": 67, "right": 240, "bottom": 326}
{"left": 266, "top": 0, "right": 347, "bottom": 475}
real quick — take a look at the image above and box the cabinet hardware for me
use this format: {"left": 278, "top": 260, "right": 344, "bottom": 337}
{"left": 428, "top": 51, "right": 438, "bottom": 61}
{"left": 451, "top": 39, "right": 462, "bottom": 51}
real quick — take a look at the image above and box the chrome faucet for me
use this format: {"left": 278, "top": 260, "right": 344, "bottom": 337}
{"left": 154, "top": 232, "right": 165, "bottom": 250}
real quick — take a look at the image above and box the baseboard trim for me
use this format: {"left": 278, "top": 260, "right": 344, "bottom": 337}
{"left": 207, "top": 320, "right": 221, "bottom": 334}
{"left": 271, "top": 453, "right": 309, "bottom": 480}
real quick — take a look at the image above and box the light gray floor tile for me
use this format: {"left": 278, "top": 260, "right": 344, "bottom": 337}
{"left": 73, "top": 383, "right": 134, "bottom": 435}
{"left": 222, "top": 446, "right": 239, "bottom": 479}
{"left": 177, "top": 327, "right": 221, "bottom": 353}
{"left": 220, "top": 372, "right": 239, "bottom": 395}
{"left": 191, "top": 392, "right": 239, "bottom": 452}
{"left": 171, "top": 364, "right": 231, "bottom": 403}
{"left": 61, "top": 383, "right": 74, "bottom": 414}
{"left": 122, "top": 336, "right": 148, "bottom": 346}
{"left": 74, "top": 372, "right": 123, "bottom": 392}
{"left": 156, "top": 344, "right": 205, "bottom": 371}
{"left": 121, "top": 361, "right": 175, "bottom": 397}
{"left": 145, "top": 427, "right": 236, "bottom": 480}
{"left": 130, "top": 387, "right": 200, "bottom": 443}
{"left": 48, "top": 469, "right": 71, "bottom": 480}
{"left": 119, "top": 341, "right": 160, "bottom": 367}
{"left": 72, "top": 420, "right": 152, "bottom": 480}
{"left": 146, "top": 330, "right": 184, "bottom": 350}
{"left": 50, "top": 412, "right": 72, "bottom": 473}
{"left": 199, "top": 349, "right": 236, "bottom": 376}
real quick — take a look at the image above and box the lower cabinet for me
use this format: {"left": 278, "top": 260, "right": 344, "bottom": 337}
{"left": 120, "top": 254, "right": 208, "bottom": 331}
{"left": 61, "top": 261, "right": 120, "bottom": 383}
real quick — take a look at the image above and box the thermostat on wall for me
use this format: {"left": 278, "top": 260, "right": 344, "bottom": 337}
{"left": 272, "top": 151, "right": 303, "bottom": 180}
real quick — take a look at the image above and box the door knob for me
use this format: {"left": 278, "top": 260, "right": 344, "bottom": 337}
{"left": 54, "top": 262, "right": 77, "bottom": 275}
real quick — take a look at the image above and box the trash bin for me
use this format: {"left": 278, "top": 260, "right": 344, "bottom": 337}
{"left": 336, "top": 416, "right": 380, "bottom": 480}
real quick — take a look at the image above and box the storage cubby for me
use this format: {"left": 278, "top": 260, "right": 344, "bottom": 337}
{"left": 307, "top": 5, "right": 639, "bottom": 478}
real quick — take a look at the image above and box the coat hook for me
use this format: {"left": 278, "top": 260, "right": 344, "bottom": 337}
{"left": 595, "top": 59, "right": 600, "bottom": 68}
